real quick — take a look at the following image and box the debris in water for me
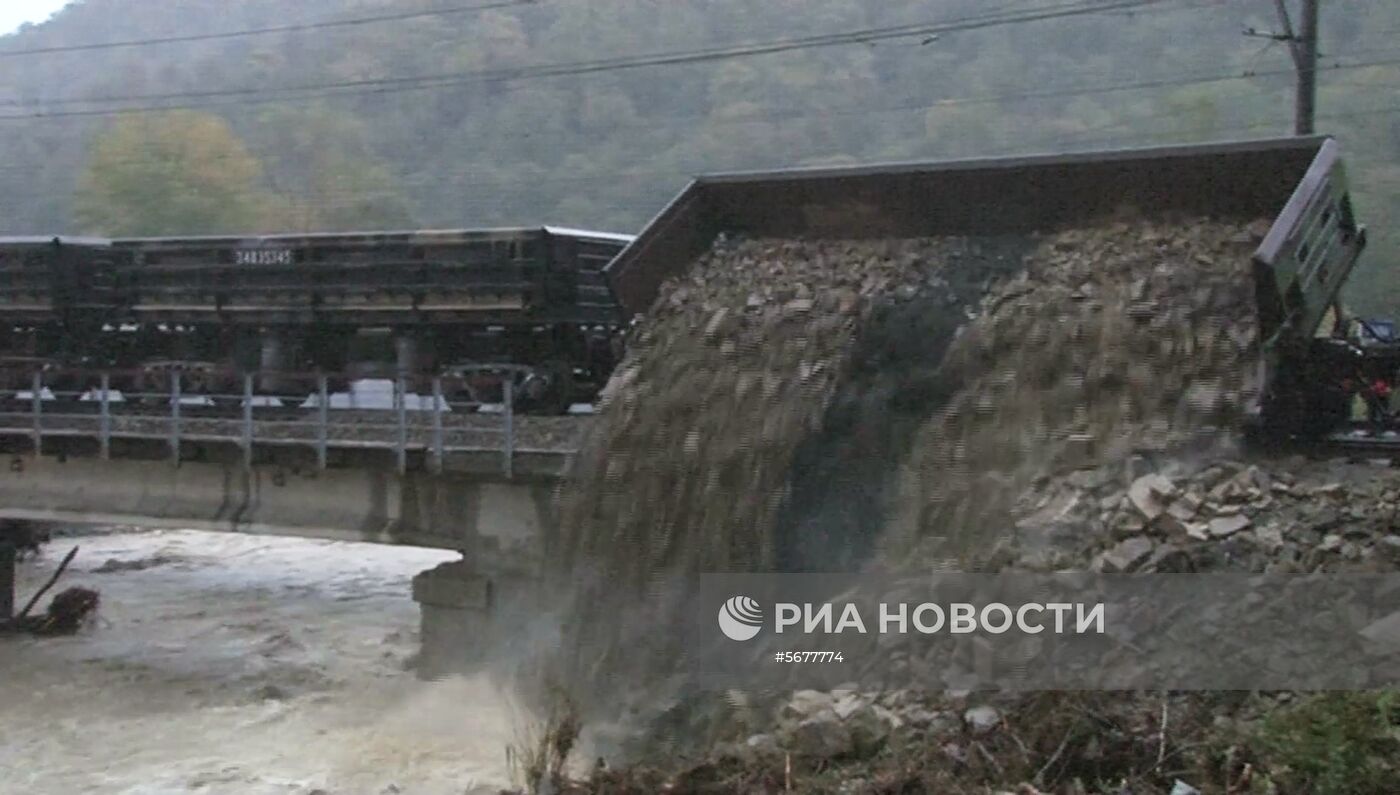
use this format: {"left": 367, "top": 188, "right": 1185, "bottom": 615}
{"left": 3, "top": 545, "right": 96, "bottom": 637}
{"left": 19, "top": 586, "right": 101, "bottom": 636}
{"left": 92, "top": 554, "right": 176, "bottom": 573}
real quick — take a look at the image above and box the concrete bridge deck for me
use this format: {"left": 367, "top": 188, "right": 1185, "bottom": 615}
{"left": 0, "top": 374, "right": 588, "bottom": 672}
{"left": 0, "top": 375, "right": 591, "bottom": 554}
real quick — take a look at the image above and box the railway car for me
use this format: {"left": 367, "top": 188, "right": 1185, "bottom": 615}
{"left": 0, "top": 227, "right": 633, "bottom": 413}
{"left": 0, "top": 236, "right": 130, "bottom": 397}
{"left": 111, "top": 226, "right": 633, "bottom": 412}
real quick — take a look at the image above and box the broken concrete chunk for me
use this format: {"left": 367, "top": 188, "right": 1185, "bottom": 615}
{"left": 832, "top": 691, "right": 868, "bottom": 721}
{"left": 1099, "top": 536, "right": 1155, "bottom": 572}
{"left": 783, "top": 298, "right": 814, "bottom": 315}
{"left": 1208, "top": 514, "right": 1252, "bottom": 538}
{"left": 1152, "top": 511, "right": 1189, "bottom": 538}
{"left": 1166, "top": 500, "right": 1197, "bottom": 522}
{"left": 962, "top": 705, "right": 1001, "bottom": 735}
{"left": 703, "top": 308, "right": 731, "bottom": 338}
{"left": 781, "top": 690, "right": 835, "bottom": 722}
{"left": 1128, "top": 474, "right": 1176, "bottom": 519}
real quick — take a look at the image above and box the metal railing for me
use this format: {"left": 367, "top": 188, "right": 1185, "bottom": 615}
{"left": 0, "top": 366, "right": 582, "bottom": 478}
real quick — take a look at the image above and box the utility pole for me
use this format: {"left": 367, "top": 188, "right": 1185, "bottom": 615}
{"left": 1294, "top": 0, "right": 1319, "bottom": 135}
{"left": 1260, "top": 0, "right": 1320, "bottom": 134}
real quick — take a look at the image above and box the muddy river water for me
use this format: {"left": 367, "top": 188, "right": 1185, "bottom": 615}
{"left": 0, "top": 529, "right": 529, "bottom": 794}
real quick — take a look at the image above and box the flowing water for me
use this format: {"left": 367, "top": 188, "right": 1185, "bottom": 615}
{"left": 0, "top": 529, "right": 527, "bottom": 795}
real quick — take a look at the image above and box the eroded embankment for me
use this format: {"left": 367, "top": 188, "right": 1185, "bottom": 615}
{"left": 557, "top": 236, "right": 980, "bottom": 582}
{"left": 887, "top": 213, "right": 1267, "bottom": 562}
{"left": 541, "top": 212, "right": 1269, "bottom": 741}
{"left": 547, "top": 237, "right": 1031, "bottom": 707}
{"left": 517, "top": 207, "right": 1400, "bottom": 793}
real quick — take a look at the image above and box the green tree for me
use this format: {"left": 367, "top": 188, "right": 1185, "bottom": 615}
{"left": 250, "top": 105, "right": 414, "bottom": 231}
{"left": 74, "top": 110, "right": 273, "bottom": 236}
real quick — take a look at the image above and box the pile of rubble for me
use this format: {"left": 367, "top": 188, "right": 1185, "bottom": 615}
{"left": 555, "top": 214, "right": 1273, "bottom": 593}
{"left": 1003, "top": 454, "right": 1400, "bottom": 575}
{"left": 890, "top": 213, "right": 1269, "bottom": 561}
{"left": 549, "top": 235, "right": 989, "bottom": 711}
{"left": 556, "top": 236, "right": 987, "bottom": 584}
{"left": 538, "top": 211, "right": 1400, "bottom": 792}
{"left": 542, "top": 233, "right": 1053, "bottom": 733}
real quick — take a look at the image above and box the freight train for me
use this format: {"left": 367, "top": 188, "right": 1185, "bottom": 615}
{"left": 0, "top": 226, "right": 633, "bottom": 413}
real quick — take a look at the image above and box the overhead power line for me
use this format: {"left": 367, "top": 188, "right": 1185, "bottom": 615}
{"left": 0, "top": 0, "right": 539, "bottom": 58}
{"left": 3, "top": 91, "right": 1397, "bottom": 198}
{"left": 0, "top": 51, "right": 1392, "bottom": 179}
{"left": 24, "top": 52, "right": 1400, "bottom": 165}
{"left": 0, "top": 0, "right": 1168, "bottom": 122}
{"left": 3, "top": 47, "right": 1393, "bottom": 147}
{"left": 4, "top": 97, "right": 1399, "bottom": 236}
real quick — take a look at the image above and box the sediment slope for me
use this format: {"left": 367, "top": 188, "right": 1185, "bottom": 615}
{"left": 890, "top": 213, "right": 1268, "bottom": 561}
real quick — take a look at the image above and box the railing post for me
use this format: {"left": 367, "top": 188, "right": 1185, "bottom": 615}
{"left": 431, "top": 376, "right": 444, "bottom": 474}
{"left": 395, "top": 375, "right": 407, "bottom": 475}
{"left": 242, "top": 372, "right": 254, "bottom": 471}
{"left": 30, "top": 371, "right": 41, "bottom": 456}
{"left": 502, "top": 376, "right": 514, "bottom": 480}
{"left": 316, "top": 373, "right": 328, "bottom": 471}
{"left": 169, "top": 369, "right": 181, "bottom": 465}
{"left": 0, "top": 540, "right": 13, "bottom": 622}
{"left": 99, "top": 372, "right": 110, "bottom": 460}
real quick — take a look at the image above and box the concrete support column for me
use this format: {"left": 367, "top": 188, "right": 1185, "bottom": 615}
{"left": 409, "top": 481, "right": 553, "bottom": 677}
{"left": 412, "top": 566, "right": 542, "bottom": 678}
{"left": 412, "top": 560, "right": 497, "bottom": 678}
{"left": 411, "top": 493, "right": 546, "bottom": 680}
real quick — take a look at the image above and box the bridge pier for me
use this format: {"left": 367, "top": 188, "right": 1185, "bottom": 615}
{"left": 415, "top": 560, "right": 494, "bottom": 676}
{"left": 409, "top": 481, "right": 555, "bottom": 677}
{"left": 412, "top": 561, "right": 543, "bottom": 678}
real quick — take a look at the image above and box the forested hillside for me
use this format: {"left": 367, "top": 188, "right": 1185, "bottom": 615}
{"left": 1, "top": 0, "right": 1397, "bottom": 309}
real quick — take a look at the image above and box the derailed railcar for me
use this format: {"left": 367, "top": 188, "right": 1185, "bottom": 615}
{"left": 605, "top": 135, "right": 1375, "bottom": 441}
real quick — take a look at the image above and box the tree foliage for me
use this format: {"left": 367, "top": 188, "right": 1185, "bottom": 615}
{"left": 75, "top": 111, "right": 271, "bottom": 236}
{"left": 2, "top": 0, "right": 1399, "bottom": 309}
